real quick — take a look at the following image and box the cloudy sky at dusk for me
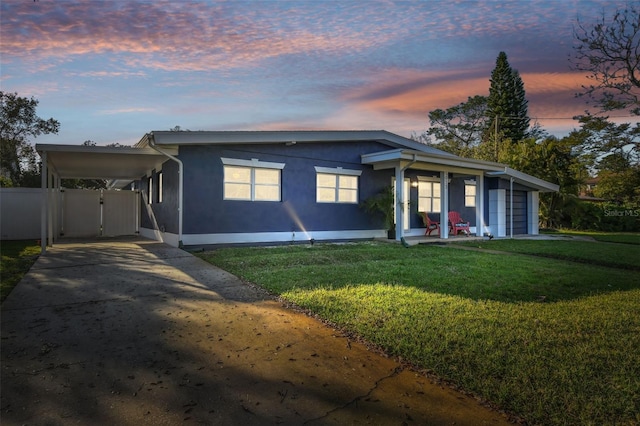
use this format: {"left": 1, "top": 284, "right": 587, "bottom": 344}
{"left": 1, "top": 0, "right": 637, "bottom": 147}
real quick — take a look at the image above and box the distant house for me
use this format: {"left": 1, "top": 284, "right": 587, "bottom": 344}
{"left": 579, "top": 176, "right": 607, "bottom": 202}
{"left": 37, "top": 130, "right": 558, "bottom": 249}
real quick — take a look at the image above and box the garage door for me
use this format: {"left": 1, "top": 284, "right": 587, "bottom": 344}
{"left": 506, "top": 190, "right": 527, "bottom": 235}
{"left": 62, "top": 189, "right": 139, "bottom": 238}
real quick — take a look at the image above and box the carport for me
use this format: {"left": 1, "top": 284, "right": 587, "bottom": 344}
{"left": 36, "top": 144, "right": 177, "bottom": 253}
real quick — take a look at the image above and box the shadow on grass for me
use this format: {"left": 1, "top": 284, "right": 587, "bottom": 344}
{"left": 198, "top": 242, "right": 640, "bottom": 303}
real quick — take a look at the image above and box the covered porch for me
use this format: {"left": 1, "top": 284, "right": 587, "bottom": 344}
{"left": 361, "top": 148, "right": 558, "bottom": 241}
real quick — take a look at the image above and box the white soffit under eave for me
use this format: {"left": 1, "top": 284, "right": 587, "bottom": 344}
{"left": 36, "top": 144, "right": 175, "bottom": 180}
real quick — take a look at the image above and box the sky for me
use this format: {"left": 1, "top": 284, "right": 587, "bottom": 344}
{"left": 1, "top": 0, "right": 638, "bottom": 147}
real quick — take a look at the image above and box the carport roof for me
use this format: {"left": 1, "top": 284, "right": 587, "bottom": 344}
{"left": 36, "top": 144, "right": 175, "bottom": 180}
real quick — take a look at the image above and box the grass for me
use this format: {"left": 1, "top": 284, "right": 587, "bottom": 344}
{"left": 1, "top": 240, "right": 40, "bottom": 302}
{"left": 454, "top": 238, "right": 640, "bottom": 270}
{"left": 198, "top": 240, "right": 640, "bottom": 426}
{"left": 543, "top": 229, "right": 640, "bottom": 245}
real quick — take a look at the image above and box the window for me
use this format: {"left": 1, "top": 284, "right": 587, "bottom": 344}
{"left": 148, "top": 176, "right": 153, "bottom": 204}
{"left": 465, "top": 180, "right": 476, "bottom": 207}
{"left": 418, "top": 180, "right": 440, "bottom": 212}
{"left": 222, "top": 158, "right": 285, "bottom": 201}
{"left": 315, "top": 167, "right": 361, "bottom": 203}
{"left": 157, "top": 172, "right": 163, "bottom": 203}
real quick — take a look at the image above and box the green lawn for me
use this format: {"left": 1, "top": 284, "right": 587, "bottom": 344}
{"left": 454, "top": 238, "right": 640, "bottom": 270}
{"left": 198, "top": 240, "right": 640, "bottom": 426}
{"left": 543, "top": 230, "right": 640, "bottom": 245}
{"left": 1, "top": 240, "right": 40, "bottom": 302}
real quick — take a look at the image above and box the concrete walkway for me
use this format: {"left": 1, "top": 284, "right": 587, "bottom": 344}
{"left": 1, "top": 238, "right": 511, "bottom": 425}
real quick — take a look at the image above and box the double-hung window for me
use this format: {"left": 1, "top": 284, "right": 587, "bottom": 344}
{"left": 315, "top": 166, "right": 361, "bottom": 203}
{"left": 222, "top": 158, "right": 285, "bottom": 201}
{"left": 418, "top": 179, "right": 441, "bottom": 213}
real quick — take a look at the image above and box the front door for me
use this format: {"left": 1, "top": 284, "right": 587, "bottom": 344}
{"left": 392, "top": 178, "right": 410, "bottom": 231}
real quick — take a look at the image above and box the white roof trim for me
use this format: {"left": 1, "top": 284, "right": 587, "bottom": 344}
{"left": 362, "top": 149, "right": 504, "bottom": 172}
{"left": 486, "top": 167, "right": 559, "bottom": 192}
{"left": 221, "top": 157, "right": 286, "bottom": 169}
{"left": 314, "top": 166, "right": 363, "bottom": 176}
{"left": 35, "top": 144, "right": 175, "bottom": 183}
{"left": 140, "top": 130, "right": 454, "bottom": 157}
{"left": 362, "top": 149, "right": 558, "bottom": 192}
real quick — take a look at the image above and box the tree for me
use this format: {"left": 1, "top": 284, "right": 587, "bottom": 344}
{"left": 486, "top": 52, "right": 530, "bottom": 143}
{"left": 574, "top": 114, "right": 639, "bottom": 166}
{"left": 422, "top": 96, "right": 489, "bottom": 157}
{"left": 571, "top": 4, "right": 640, "bottom": 115}
{"left": 1, "top": 91, "right": 60, "bottom": 186}
{"left": 502, "top": 135, "right": 585, "bottom": 228}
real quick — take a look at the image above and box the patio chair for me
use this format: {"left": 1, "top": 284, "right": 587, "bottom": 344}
{"left": 419, "top": 212, "right": 440, "bottom": 236}
{"left": 448, "top": 211, "right": 471, "bottom": 236}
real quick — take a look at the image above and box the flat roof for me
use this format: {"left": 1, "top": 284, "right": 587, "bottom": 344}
{"left": 139, "top": 130, "right": 456, "bottom": 157}
{"left": 36, "top": 144, "right": 174, "bottom": 180}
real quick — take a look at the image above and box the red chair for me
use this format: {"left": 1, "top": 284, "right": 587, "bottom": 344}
{"left": 419, "top": 212, "right": 440, "bottom": 236}
{"left": 448, "top": 211, "right": 471, "bottom": 236}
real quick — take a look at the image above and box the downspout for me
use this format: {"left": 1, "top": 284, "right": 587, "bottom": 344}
{"left": 147, "top": 132, "right": 184, "bottom": 248}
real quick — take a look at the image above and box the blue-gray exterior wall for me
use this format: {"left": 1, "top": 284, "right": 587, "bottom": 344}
{"left": 138, "top": 144, "right": 541, "bottom": 239}
{"left": 486, "top": 177, "right": 532, "bottom": 235}
{"left": 179, "top": 141, "right": 393, "bottom": 235}
{"left": 139, "top": 159, "right": 179, "bottom": 234}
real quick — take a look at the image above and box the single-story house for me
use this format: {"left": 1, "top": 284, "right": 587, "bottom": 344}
{"left": 36, "top": 130, "right": 558, "bottom": 251}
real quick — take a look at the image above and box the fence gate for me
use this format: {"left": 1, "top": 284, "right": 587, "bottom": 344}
{"left": 62, "top": 189, "right": 139, "bottom": 238}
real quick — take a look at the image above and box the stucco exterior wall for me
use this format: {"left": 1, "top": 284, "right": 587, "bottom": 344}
{"left": 179, "top": 141, "right": 393, "bottom": 238}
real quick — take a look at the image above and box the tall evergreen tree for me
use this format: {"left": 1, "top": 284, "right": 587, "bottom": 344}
{"left": 486, "top": 52, "right": 530, "bottom": 143}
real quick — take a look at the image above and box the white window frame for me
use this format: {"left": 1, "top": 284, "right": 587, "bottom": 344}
{"left": 221, "top": 158, "right": 285, "bottom": 202}
{"left": 418, "top": 177, "right": 441, "bottom": 213}
{"left": 465, "top": 179, "right": 476, "bottom": 207}
{"left": 157, "top": 171, "right": 163, "bottom": 203}
{"left": 148, "top": 176, "right": 153, "bottom": 205}
{"left": 314, "top": 166, "right": 362, "bottom": 204}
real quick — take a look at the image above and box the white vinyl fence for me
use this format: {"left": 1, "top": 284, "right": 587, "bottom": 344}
{"left": 1, "top": 188, "right": 139, "bottom": 241}
{"left": 0, "top": 188, "right": 42, "bottom": 240}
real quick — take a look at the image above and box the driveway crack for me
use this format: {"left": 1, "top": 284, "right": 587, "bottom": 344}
{"left": 303, "top": 366, "right": 403, "bottom": 424}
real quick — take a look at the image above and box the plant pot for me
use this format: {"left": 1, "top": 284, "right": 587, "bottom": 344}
{"left": 387, "top": 229, "right": 396, "bottom": 239}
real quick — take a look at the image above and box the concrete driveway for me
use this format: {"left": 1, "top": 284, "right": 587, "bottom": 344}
{"left": 1, "top": 238, "right": 512, "bottom": 425}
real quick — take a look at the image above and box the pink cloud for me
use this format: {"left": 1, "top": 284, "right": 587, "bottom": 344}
{"left": 1, "top": 1, "right": 402, "bottom": 73}
{"left": 338, "top": 69, "right": 604, "bottom": 136}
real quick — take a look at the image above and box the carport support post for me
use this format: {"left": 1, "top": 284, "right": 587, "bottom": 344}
{"left": 40, "top": 151, "right": 47, "bottom": 254}
{"left": 47, "top": 169, "right": 54, "bottom": 246}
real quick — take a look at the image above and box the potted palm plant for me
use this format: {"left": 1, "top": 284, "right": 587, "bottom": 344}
{"left": 361, "top": 185, "right": 396, "bottom": 239}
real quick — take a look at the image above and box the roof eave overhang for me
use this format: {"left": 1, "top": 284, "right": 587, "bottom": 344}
{"left": 362, "top": 149, "right": 504, "bottom": 174}
{"left": 486, "top": 168, "right": 560, "bottom": 192}
{"left": 35, "top": 144, "right": 176, "bottom": 182}
{"left": 362, "top": 149, "right": 559, "bottom": 192}
{"left": 144, "top": 130, "right": 455, "bottom": 155}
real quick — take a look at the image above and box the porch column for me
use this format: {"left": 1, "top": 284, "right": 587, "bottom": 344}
{"left": 440, "top": 171, "right": 449, "bottom": 239}
{"left": 394, "top": 166, "right": 404, "bottom": 240}
{"left": 476, "top": 174, "right": 484, "bottom": 236}
{"left": 40, "top": 151, "right": 47, "bottom": 254}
